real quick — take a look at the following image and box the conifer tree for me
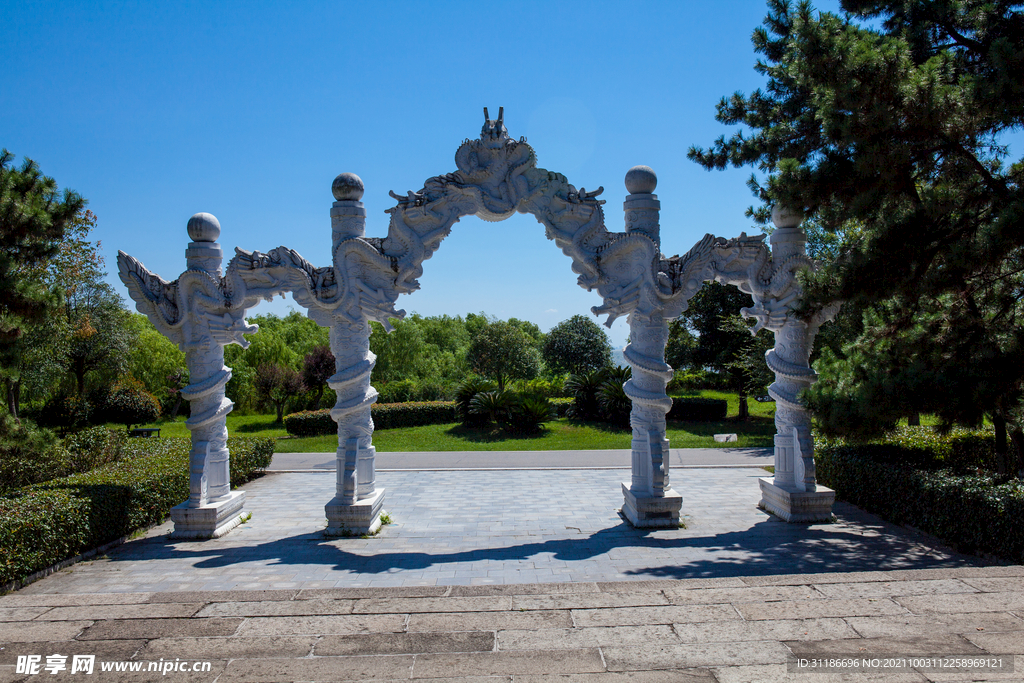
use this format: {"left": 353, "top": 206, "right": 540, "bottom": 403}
{"left": 0, "top": 150, "right": 85, "bottom": 368}
{"left": 690, "top": 0, "right": 1024, "bottom": 464}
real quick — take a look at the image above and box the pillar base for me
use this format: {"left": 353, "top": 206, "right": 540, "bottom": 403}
{"left": 169, "top": 490, "right": 246, "bottom": 539}
{"left": 621, "top": 483, "right": 682, "bottom": 528}
{"left": 758, "top": 478, "right": 835, "bottom": 522}
{"left": 325, "top": 488, "right": 386, "bottom": 536}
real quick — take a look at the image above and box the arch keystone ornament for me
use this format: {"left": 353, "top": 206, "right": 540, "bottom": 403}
{"left": 119, "top": 109, "right": 838, "bottom": 538}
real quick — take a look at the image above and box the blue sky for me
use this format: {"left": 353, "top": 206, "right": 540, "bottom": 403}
{"left": 4, "top": 1, "right": 826, "bottom": 348}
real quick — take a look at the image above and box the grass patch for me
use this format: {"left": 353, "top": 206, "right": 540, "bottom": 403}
{"left": 273, "top": 417, "right": 775, "bottom": 452}
{"left": 139, "top": 390, "right": 776, "bottom": 453}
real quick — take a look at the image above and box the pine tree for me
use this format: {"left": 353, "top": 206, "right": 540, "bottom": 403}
{"left": 689, "top": 1, "right": 1024, "bottom": 465}
{"left": 0, "top": 151, "right": 86, "bottom": 415}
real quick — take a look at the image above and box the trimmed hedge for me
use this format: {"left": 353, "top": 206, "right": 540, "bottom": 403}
{"left": 0, "top": 436, "right": 273, "bottom": 587}
{"left": 668, "top": 397, "right": 728, "bottom": 421}
{"left": 0, "top": 425, "right": 130, "bottom": 495}
{"left": 284, "top": 401, "right": 460, "bottom": 437}
{"left": 816, "top": 429, "right": 1024, "bottom": 562}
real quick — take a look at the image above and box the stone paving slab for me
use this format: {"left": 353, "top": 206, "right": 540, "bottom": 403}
{"left": 1, "top": 466, "right": 1021, "bottom": 681}
{"left": 7, "top": 469, "right": 1003, "bottom": 596}
{"left": 1, "top": 570, "right": 1022, "bottom": 680}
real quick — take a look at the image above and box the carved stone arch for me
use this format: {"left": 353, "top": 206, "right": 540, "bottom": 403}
{"left": 118, "top": 108, "right": 837, "bottom": 539}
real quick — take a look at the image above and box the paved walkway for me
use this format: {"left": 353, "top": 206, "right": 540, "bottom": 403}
{"left": 2, "top": 462, "right": 1021, "bottom": 681}
{"left": 268, "top": 448, "right": 774, "bottom": 472}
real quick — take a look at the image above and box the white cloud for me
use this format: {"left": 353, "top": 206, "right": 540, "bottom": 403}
{"left": 544, "top": 308, "right": 558, "bottom": 313}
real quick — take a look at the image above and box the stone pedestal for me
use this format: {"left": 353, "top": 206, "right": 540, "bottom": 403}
{"left": 758, "top": 478, "right": 835, "bottom": 523}
{"left": 621, "top": 483, "right": 682, "bottom": 528}
{"left": 325, "top": 488, "right": 386, "bottom": 536}
{"left": 169, "top": 490, "right": 246, "bottom": 539}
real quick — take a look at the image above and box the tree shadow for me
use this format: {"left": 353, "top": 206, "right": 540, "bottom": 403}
{"left": 110, "top": 507, "right": 994, "bottom": 579}
{"left": 234, "top": 420, "right": 285, "bottom": 434}
{"left": 443, "top": 424, "right": 549, "bottom": 444}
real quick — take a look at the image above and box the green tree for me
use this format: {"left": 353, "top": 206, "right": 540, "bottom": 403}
{"left": 466, "top": 321, "right": 540, "bottom": 390}
{"left": 254, "top": 363, "right": 303, "bottom": 422}
{"left": 0, "top": 151, "right": 86, "bottom": 355}
{"left": 369, "top": 318, "right": 425, "bottom": 383}
{"left": 301, "top": 345, "right": 335, "bottom": 410}
{"left": 63, "top": 280, "right": 135, "bottom": 397}
{"left": 689, "top": 0, "right": 1024, "bottom": 460}
{"left": 542, "top": 314, "right": 612, "bottom": 376}
{"left": 125, "top": 313, "right": 186, "bottom": 404}
{"left": 0, "top": 152, "right": 86, "bottom": 414}
{"left": 667, "top": 282, "right": 773, "bottom": 419}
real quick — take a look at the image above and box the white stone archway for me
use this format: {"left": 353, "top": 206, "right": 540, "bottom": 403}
{"left": 119, "top": 109, "right": 836, "bottom": 539}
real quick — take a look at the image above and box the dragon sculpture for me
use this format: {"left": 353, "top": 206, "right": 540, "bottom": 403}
{"left": 119, "top": 109, "right": 837, "bottom": 534}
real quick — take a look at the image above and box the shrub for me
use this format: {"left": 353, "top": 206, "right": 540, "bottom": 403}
{"left": 565, "top": 369, "right": 608, "bottom": 421}
{"left": 509, "top": 396, "right": 555, "bottom": 434}
{"left": 283, "top": 410, "right": 337, "bottom": 437}
{"left": 0, "top": 436, "right": 273, "bottom": 587}
{"left": 377, "top": 379, "right": 418, "bottom": 404}
{"left": 0, "top": 416, "right": 71, "bottom": 493}
{"left": 456, "top": 376, "right": 497, "bottom": 425}
{"left": 551, "top": 397, "right": 574, "bottom": 417}
{"left": 598, "top": 366, "right": 632, "bottom": 426}
{"left": 284, "top": 402, "right": 459, "bottom": 437}
{"left": 816, "top": 428, "right": 1023, "bottom": 562}
{"left": 668, "top": 397, "right": 728, "bottom": 421}
{"left": 37, "top": 393, "right": 92, "bottom": 434}
{"left": 103, "top": 377, "right": 162, "bottom": 430}
{"left": 469, "top": 390, "right": 518, "bottom": 426}
{"left": 372, "top": 401, "right": 458, "bottom": 430}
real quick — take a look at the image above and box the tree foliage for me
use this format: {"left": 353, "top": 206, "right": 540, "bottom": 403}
{"left": 302, "top": 345, "right": 335, "bottom": 410}
{"left": 0, "top": 150, "right": 85, "bottom": 359}
{"left": 542, "top": 314, "right": 612, "bottom": 376}
{"left": 466, "top": 321, "right": 541, "bottom": 390}
{"left": 667, "top": 282, "right": 774, "bottom": 418}
{"left": 690, "top": 0, "right": 1024, "bottom": 454}
{"left": 254, "top": 363, "right": 303, "bottom": 422}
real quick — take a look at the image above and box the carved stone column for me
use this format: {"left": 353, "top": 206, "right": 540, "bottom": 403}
{"left": 757, "top": 206, "right": 836, "bottom": 522}
{"left": 322, "top": 174, "right": 385, "bottom": 536}
{"left": 146, "top": 213, "right": 247, "bottom": 539}
{"left": 619, "top": 167, "right": 682, "bottom": 528}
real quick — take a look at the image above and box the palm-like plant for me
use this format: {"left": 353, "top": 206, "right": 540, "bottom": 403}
{"left": 510, "top": 396, "right": 555, "bottom": 434}
{"left": 598, "top": 365, "right": 632, "bottom": 426}
{"left": 564, "top": 368, "right": 608, "bottom": 421}
{"left": 469, "top": 389, "right": 517, "bottom": 426}
{"left": 456, "top": 376, "right": 496, "bottom": 425}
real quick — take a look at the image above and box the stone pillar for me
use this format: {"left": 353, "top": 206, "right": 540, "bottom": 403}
{"left": 757, "top": 206, "right": 835, "bottom": 522}
{"left": 322, "top": 173, "right": 385, "bottom": 536}
{"left": 170, "top": 213, "right": 246, "bottom": 539}
{"left": 619, "top": 166, "right": 681, "bottom": 528}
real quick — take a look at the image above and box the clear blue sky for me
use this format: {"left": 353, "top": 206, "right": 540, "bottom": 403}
{"left": 3, "top": 1, "right": 835, "bottom": 348}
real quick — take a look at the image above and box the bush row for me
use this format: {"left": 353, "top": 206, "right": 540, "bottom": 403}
{"left": 815, "top": 430, "right": 1024, "bottom": 562}
{"left": 0, "top": 436, "right": 273, "bottom": 587}
{"left": 0, "top": 423, "right": 129, "bottom": 495}
{"left": 284, "top": 402, "right": 461, "bottom": 437}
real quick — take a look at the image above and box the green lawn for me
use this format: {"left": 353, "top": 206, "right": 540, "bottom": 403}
{"left": 138, "top": 390, "right": 776, "bottom": 452}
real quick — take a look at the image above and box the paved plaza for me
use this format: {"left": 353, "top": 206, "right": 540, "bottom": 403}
{"left": 12, "top": 467, "right": 987, "bottom": 593}
{"left": 2, "top": 461, "right": 1022, "bottom": 681}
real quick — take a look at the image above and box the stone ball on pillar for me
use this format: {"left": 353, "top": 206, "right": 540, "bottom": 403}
{"left": 332, "top": 172, "right": 365, "bottom": 201}
{"left": 625, "top": 165, "right": 657, "bottom": 195}
{"left": 186, "top": 213, "right": 221, "bottom": 242}
{"left": 771, "top": 204, "right": 804, "bottom": 229}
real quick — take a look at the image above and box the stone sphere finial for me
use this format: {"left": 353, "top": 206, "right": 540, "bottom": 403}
{"left": 625, "top": 166, "right": 657, "bottom": 195}
{"left": 771, "top": 204, "right": 804, "bottom": 229}
{"left": 332, "top": 172, "right": 364, "bottom": 201}
{"left": 187, "top": 212, "right": 221, "bottom": 242}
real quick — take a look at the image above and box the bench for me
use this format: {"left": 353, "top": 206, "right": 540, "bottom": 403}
{"left": 129, "top": 428, "right": 161, "bottom": 438}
